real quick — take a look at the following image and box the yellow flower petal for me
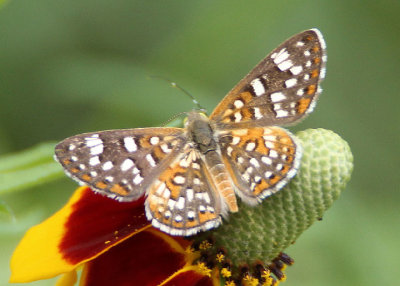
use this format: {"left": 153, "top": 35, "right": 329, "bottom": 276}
{"left": 10, "top": 187, "right": 89, "bottom": 282}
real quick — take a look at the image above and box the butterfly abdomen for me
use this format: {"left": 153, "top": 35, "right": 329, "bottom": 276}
{"left": 204, "top": 151, "right": 238, "bottom": 214}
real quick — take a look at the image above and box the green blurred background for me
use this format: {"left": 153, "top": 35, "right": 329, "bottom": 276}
{"left": 0, "top": 0, "right": 399, "bottom": 285}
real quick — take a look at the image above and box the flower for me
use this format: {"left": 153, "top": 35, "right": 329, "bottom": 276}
{"left": 9, "top": 129, "right": 353, "bottom": 286}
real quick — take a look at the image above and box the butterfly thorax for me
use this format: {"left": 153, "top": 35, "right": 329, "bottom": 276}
{"left": 185, "top": 111, "right": 217, "bottom": 154}
{"left": 185, "top": 111, "right": 238, "bottom": 214}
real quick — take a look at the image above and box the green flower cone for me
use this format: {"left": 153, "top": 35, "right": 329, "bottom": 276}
{"left": 193, "top": 128, "right": 353, "bottom": 281}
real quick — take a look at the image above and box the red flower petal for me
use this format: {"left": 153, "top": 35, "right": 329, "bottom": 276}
{"left": 81, "top": 229, "right": 200, "bottom": 286}
{"left": 10, "top": 186, "right": 150, "bottom": 282}
{"left": 60, "top": 187, "right": 149, "bottom": 264}
{"left": 162, "top": 270, "right": 214, "bottom": 286}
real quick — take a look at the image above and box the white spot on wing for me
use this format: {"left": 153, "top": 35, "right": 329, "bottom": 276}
{"left": 269, "top": 150, "right": 278, "bottom": 158}
{"left": 121, "top": 158, "right": 134, "bottom": 171}
{"left": 297, "top": 89, "right": 305, "bottom": 96}
{"left": 85, "top": 138, "right": 102, "bottom": 147}
{"left": 234, "top": 100, "right": 244, "bottom": 108}
{"left": 254, "top": 107, "right": 263, "bottom": 119}
{"left": 102, "top": 161, "right": 113, "bottom": 171}
{"left": 262, "top": 156, "right": 272, "bottom": 165}
{"left": 276, "top": 110, "right": 289, "bottom": 118}
{"left": 232, "top": 137, "right": 240, "bottom": 145}
{"left": 177, "top": 197, "right": 185, "bottom": 210}
{"left": 160, "top": 143, "right": 171, "bottom": 153}
{"left": 273, "top": 48, "right": 289, "bottom": 64}
{"left": 133, "top": 174, "right": 144, "bottom": 185}
{"left": 89, "top": 156, "right": 100, "bottom": 166}
{"left": 265, "top": 171, "right": 273, "bottom": 178}
{"left": 285, "top": 78, "right": 297, "bottom": 88}
{"left": 234, "top": 112, "right": 242, "bottom": 122}
{"left": 146, "top": 154, "right": 156, "bottom": 167}
{"left": 251, "top": 78, "right": 265, "bottom": 96}
{"left": 277, "top": 60, "right": 293, "bottom": 71}
{"left": 188, "top": 210, "right": 195, "bottom": 219}
{"left": 246, "top": 142, "right": 256, "bottom": 151}
{"left": 187, "top": 189, "right": 194, "bottom": 202}
{"left": 150, "top": 137, "right": 159, "bottom": 145}
{"left": 173, "top": 176, "right": 185, "bottom": 184}
{"left": 90, "top": 144, "right": 103, "bottom": 155}
{"left": 290, "top": 65, "right": 303, "bottom": 75}
{"left": 250, "top": 158, "right": 260, "bottom": 168}
{"left": 270, "top": 92, "right": 286, "bottom": 102}
{"left": 124, "top": 137, "right": 137, "bottom": 152}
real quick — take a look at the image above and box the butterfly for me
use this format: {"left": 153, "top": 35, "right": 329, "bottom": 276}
{"left": 55, "top": 29, "right": 326, "bottom": 236}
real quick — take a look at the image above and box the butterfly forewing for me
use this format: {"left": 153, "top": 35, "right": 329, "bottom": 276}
{"left": 218, "top": 127, "right": 301, "bottom": 205}
{"left": 55, "top": 128, "right": 185, "bottom": 201}
{"left": 210, "top": 29, "right": 326, "bottom": 128}
{"left": 145, "top": 146, "right": 222, "bottom": 236}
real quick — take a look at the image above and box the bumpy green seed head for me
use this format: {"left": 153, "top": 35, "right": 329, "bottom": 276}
{"left": 194, "top": 128, "right": 353, "bottom": 267}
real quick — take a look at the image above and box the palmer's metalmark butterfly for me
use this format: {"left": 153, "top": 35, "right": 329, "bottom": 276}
{"left": 55, "top": 29, "right": 326, "bottom": 236}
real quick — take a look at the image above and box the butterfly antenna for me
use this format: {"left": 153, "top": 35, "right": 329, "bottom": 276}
{"left": 161, "top": 111, "right": 188, "bottom": 127}
{"left": 148, "top": 75, "right": 207, "bottom": 112}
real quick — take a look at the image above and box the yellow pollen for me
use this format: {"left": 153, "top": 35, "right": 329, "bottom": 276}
{"left": 196, "top": 262, "right": 212, "bottom": 277}
{"left": 261, "top": 269, "right": 271, "bottom": 279}
{"left": 216, "top": 253, "right": 225, "bottom": 263}
{"left": 261, "top": 270, "right": 274, "bottom": 286}
{"left": 199, "top": 240, "right": 212, "bottom": 250}
{"left": 104, "top": 240, "right": 111, "bottom": 244}
{"left": 262, "top": 277, "right": 274, "bottom": 286}
{"left": 242, "top": 274, "right": 259, "bottom": 286}
{"left": 220, "top": 267, "right": 232, "bottom": 278}
{"left": 225, "top": 281, "right": 236, "bottom": 286}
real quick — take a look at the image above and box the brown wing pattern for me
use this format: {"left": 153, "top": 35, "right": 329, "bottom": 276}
{"left": 145, "top": 147, "right": 222, "bottom": 236}
{"left": 218, "top": 127, "right": 301, "bottom": 205}
{"left": 55, "top": 128, "right": 185, "bottom": 201}
{"left": 210, "top": 29, "right": 326, "bottom": 129}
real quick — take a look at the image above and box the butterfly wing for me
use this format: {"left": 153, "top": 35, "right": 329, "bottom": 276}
{"left": 210, "top": 29, "right": 326, "bottom": 128}
{"left": 145, "top": 146, "right": 223, "bottom": 236}
{"left": 54, "top": 128, "right": 186, "bottom": 201}
{"left": 218, "top": 127, "right": 301, "bottom": 205}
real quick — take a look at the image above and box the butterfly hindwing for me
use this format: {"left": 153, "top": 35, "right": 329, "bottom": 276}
{"left": 145, "top": 147, "right": 222, "bottom": 236}
{"left": 55, "top": 128, "right": 185, "bottom": 201}
{"left": 218, "top": 126, "right": 301, "bottom": 205}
